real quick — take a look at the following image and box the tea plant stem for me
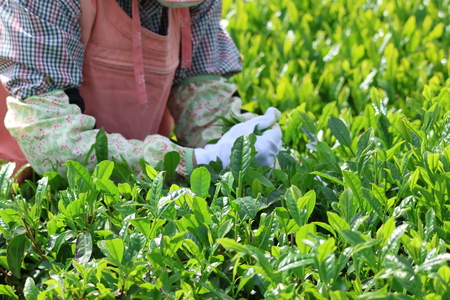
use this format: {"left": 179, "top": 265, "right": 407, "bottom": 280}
{"left": 159, "top": 287, "right": 171, "bottom": 300}
{"left": 22, "top": 218, "right": 47, "bottom": 261}
{"left": 237, "top": 171, "right": 243, "bottom": 198}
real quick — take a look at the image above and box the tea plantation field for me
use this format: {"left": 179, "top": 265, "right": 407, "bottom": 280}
{"left": 0, "top": 0, "right": 450, "bottom": 298}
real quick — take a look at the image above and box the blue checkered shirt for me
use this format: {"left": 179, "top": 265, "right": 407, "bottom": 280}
{"left": 0, "top": 0, "right": 242, "bottom": 99}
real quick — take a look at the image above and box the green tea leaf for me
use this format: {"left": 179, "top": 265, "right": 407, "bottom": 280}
{"left": 96, "top": 179, "right": 120, "bottom": 203}
{"left": 295, "top": 224, "right": 317, "bottom": 253}
{"left": 75, "top": 232, "right": 93, "bottom": 265}
{"left": 24, "top": 277, "right": 39, "bottom": 300}
{"left": 230, "top": 135, "right": 252, "bottom": 180}
{"left": 244, "top": 169, "right": 274, "bottom": 187}
{"left": 164, "top": 151, "right": 180, "bottom": 181}
{"left": 190, "top": 167, "right": 211, "bottom": 198}
{"left": 93, "top": 160, "right": 114, "bottom": 181}
{"left": 276, "top": 252, "right": 314, "bottom": 272}
{"left": 234, "top": 197, "right": 259, "bottom": 219}
{"left": 98, "top": 238, "right": 124, "bottom": 263}
{"left": 217, "top": 219, "right": 234, "bottom": 239}
{"left": 7, "top": 234, "right": 27, "bottom": 278}
{"left": 0, "top": 285, "right": 18, "bottom": 300}
{"left": 329, "top": 117, "right": 352, "bottom": 150}
{"left": 95, "top": 128, "right": 109, "bottom": 163}
{"left": 65, "top": 160, "right": 94, "bottom": 191}
{"left": 343, "top": 170, "right": 364, "bottom": 207}
{"left": 285, "top": 185, "right": 303, "bottom": 226}
{"left": 327, "top": 212, "right": 350, "bottom": 231}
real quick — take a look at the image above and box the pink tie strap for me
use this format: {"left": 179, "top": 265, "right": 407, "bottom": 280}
{"left": 180, "top": 7, "right": 192, "bottom": 68}
{"left": 132, "top": 0, "right": 148, "bottom": 104}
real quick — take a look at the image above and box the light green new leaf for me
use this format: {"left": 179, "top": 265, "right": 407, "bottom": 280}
{"left": 24, "top": 277, "right": 40, "bottom": 300}
{"left": 298, "top": 190, "right": 316, "bottom": 224}
{"left": 93, "top": 160, "right": 114, "bottom": 181}
{"left": 0, "top": 285, "right": 18, "bottom": 300}
{"left": 98, "top": 238, "right": 124, "bottom": 263}
{"left": 95, "top": 179, "right": 120, "bottom": 203}
{"left": 129, "top": 218, "right": 151, "bottom": 238}
{"left": 217, "top": 238, "right": 249, "bottom": 254}
{"left": 189, "top": 196, "right": 211, "bottom": 225}
{"left": 190, "top": 167, "right": 211, "bottom": 198}
{"left": 381, "top": 224, "right": 408, "bottom": 257}
{"left": 295, "top": 224, "right": 317, "bottom": 253}
{"left": 327, "top": 212, "right": 350, "bottom": 231}
{"left": 275, "top": 207, "right": 291, "bottom": 233}
{"left": 276, "top": 252, "right": 314, "bottom": 272}
{"left": 343, "top": 170, "right": 364, "bottom": 207}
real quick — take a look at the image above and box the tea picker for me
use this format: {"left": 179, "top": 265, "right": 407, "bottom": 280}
{"left": 0, "top": 0, "right": 282, "bottom": 180}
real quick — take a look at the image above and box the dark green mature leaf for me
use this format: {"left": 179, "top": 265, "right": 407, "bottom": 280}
{"left": 234, "top": 197, "right": 259, "bottom": 219}
{"left": 190, "top": 167, "right": 211, "bottom": 198}
{"left": 285, "top": 185, "right": 303, "bottom": 226}
{"left": 75, "top": 232, "right": 93, "bottom": 265}
{"left": 230, "top": 135, "right": 252, "bottom": 180}
{"left": 329, "top": 117, "right": 352, "bottom": 150}
{"left": 95, "top": 127, "right": 109, "bottom": 163}
{"left": 164, "top": 151, "right": 180, "bottom": 181}
{"left": 361, "top": 187, "right": 384, "bottom": 220}
{"left": 244, "top": 169, "right": 274, "bottom": 187}
{"left": 65, "top": 160, "right": 94, "bottom": 191}
{"left": 7, "top": 234, "right": 27, "bottom": 278}
{"left": 217, "top": 219, "right": 234, "bottom": 239}
{"left": 356, "top": 128, "right": 374, "bottom": 158}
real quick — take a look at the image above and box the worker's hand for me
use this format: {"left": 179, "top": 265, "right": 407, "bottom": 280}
{"left": 194, "top": 107, "right": 282, "bottom": 167}
{"left": 254, "top": 123, "right": 282, "bottom": 168}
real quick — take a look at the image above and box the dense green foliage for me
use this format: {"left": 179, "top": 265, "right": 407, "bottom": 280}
{"left": 1, "top": 0, "right": 450, "bottom": 298}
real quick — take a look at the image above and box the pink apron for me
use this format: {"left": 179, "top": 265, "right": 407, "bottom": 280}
{"left": 0, "top": 0, "right": 192, "bottom": 178}
{"left": 0, "top": 86, "right": 31, "bottom": 180}
{"left": 79, "top": 0, "right": 191, "bottom": 139}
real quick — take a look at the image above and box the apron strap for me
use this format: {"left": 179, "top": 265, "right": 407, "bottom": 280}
{"left": 132, "top": 0, "right": 148, "bottom": 104}
{"left": 180, "top": 7, "right": 192, "bottom": 68}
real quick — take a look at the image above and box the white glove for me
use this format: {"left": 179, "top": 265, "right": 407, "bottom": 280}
{"left": 194, "top": 107, "right": 282, "bottom": 167}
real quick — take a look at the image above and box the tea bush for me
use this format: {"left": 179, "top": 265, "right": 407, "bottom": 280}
{"left": 0, "top": 0, "right": 450, "bottom": 299}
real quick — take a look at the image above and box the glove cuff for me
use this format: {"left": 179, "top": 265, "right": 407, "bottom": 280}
{"left": 194, "top": 147, "right": 214, "bottom": 166}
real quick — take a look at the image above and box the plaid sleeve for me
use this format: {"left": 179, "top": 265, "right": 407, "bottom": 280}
{"left": 0, "top": 0, "right": 84, "bottom": 99}
{"left": 174, "top": 0, "right": 242, "bottom": 83}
